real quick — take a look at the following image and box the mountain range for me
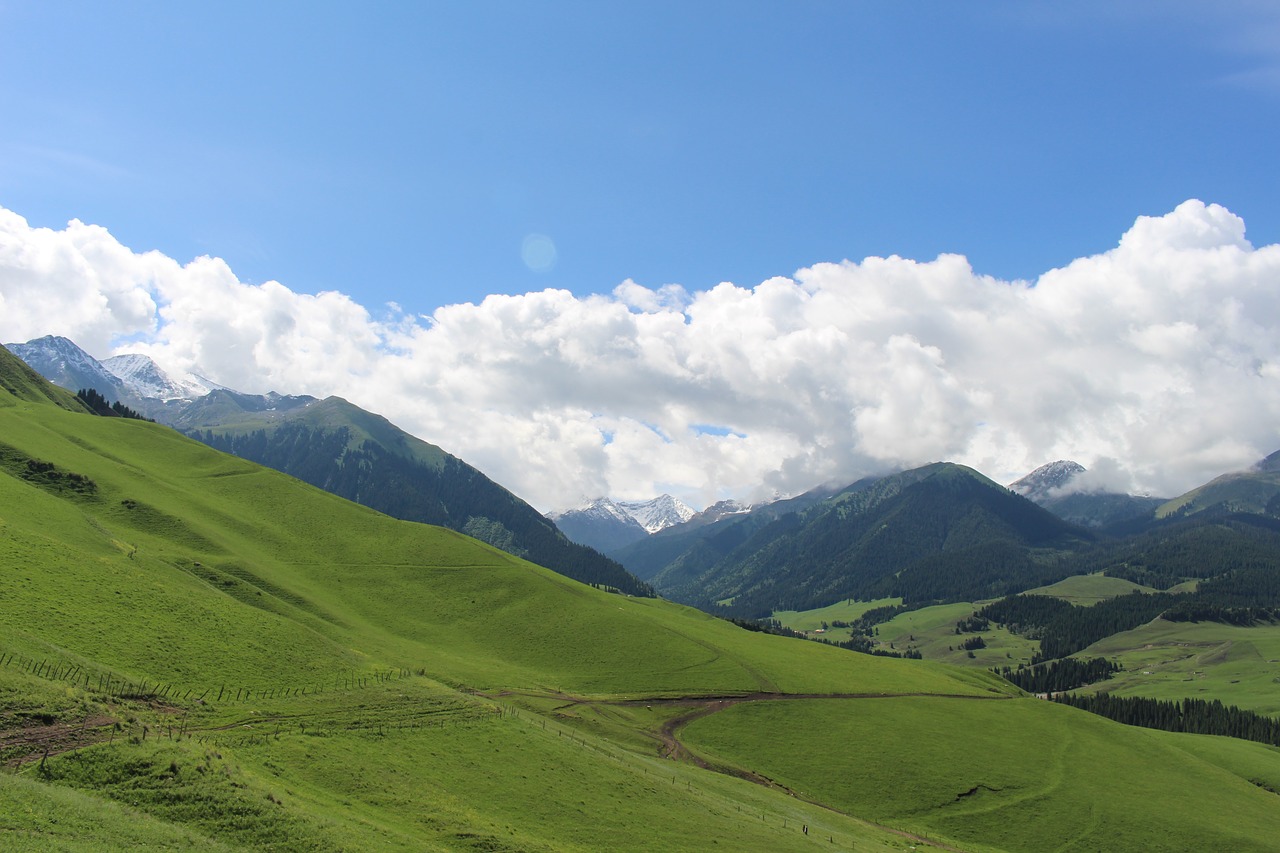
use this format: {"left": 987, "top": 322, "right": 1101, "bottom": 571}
{"left": 12, "top": 334, "right": 1280, "bottom": 627}
{"left": 618, "top": 462, "right": 1092, "bottom": 617}
{"left": 4, "top": 335, "right": 651, "bottom": 596}
{"left": 4, "top": 338, "right": 1280, "bottom": 851}
{"left": 546, "top": 494, "right": 696, "bottom": 553}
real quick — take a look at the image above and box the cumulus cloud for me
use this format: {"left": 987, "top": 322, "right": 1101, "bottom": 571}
{"left": 3, "top": 199, "right": 1279, "bottom": 511}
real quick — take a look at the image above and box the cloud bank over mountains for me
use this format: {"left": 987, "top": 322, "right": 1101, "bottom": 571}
{"left": 2, "top": 200, "right": 1278, "bottom": 511}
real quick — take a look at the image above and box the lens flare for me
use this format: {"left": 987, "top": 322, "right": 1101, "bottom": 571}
{"left": 521, "top": 233, "right": 557, "bottom": 273}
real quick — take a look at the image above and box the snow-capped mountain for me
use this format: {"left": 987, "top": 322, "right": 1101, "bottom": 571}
{"left": 547, "top": 498, "right": 651, "bottom": 554}
{"left": 549, "top": 494, "right": 700, "bottom": 553}
{"left": 674, "top": 498, "right": 752, "bottom": 531}
{"left": 5, "top": 335, "right": 127, "bottom": 401}
{"left": 102, "top": 353, "right": 224, "bottom": 402}
{"left": 616, "top": 495, "right": 696, "bottom": 533}
{"left": 1009, "top": 460, "right": 1164, "bottom": 529}
{"left": 1008, "top": 460, "right": 1086, "bottom": 503}
{"left": 6, "top": 335, "right": 279, "bottom": 425}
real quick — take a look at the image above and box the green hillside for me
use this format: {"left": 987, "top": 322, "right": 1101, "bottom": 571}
{"left": 0, "top": 344, "right": 92, "bottom": 413}
{"left": 1157, "top": 467, "right": 1280, "bottom": 519}
{"left": 683, "top": 696, "right": 1280, "bottom": 852}
{"left": 3, "top": 349, "right": 1280, "bottom": 851}
{"left": 177, "top": 391, "right": 652, "bottom": 596}
{"left": 1024, "top": 572, "right": 1157, "bottom": 605}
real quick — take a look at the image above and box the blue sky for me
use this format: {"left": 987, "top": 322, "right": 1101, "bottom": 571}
{"left": 3, "top": 2, "right": 1276, "bottom": 310}
{"left": 3, "top": 2, "right": 1280, "bottom": 510}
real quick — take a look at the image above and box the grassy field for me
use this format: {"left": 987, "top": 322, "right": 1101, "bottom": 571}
{"left": 1077, "top": 618, "right": 1280, "bottom": 716}
{"left": 1022, "top": 572, "right": 1156, "bottom": 604}
{"left": 3, "top": 368, "right": 1280, "bottom": 850}
{"left": 683, "top": 695, "right": 1280, "bottom": 853}
{"left": 773, "top": 575, "right": 1169, "bottom": 673}
{"left": 774, "top": 600, "right": 1040, "bottom": 668}
{"left": 772, "top": 597, "right": 902, "bottom": 633}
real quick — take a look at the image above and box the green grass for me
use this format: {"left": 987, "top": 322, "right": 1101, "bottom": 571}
{"left": 4, "top": 374, "right": 1280, "bottom": 851}
{"left": 0, "top": 399, "right": 1004, "bottom": 702}
{"left": 1076, "top": 618, "right": 1280, "bottom": 715}
{"left": 1023, "top": 572, "right": 1156, "bottom": 605}
{"left": 0, "top": 770, "right": 236, "bottom": 852}
{"left": 772, "top": 597, "right": 901, "bottom": 633}
{"left": 773, "top": 599, "right": 1042, "bottom": 669}
{"left": 872, "top": 603, "right": 1040, "bottom": 668}
{"left": 18, "top": 677, "right": 921, "bottom": 853}
{"left": 683, "top": 695, "right": 1280, "bottom": 853}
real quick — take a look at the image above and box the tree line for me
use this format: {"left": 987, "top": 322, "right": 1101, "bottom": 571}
{"left": 1054, "top": 692, "right": 1280, "bottom": 748}
{"left": 994, "top": 657, "right": 1120, "bottom": 694}
{"left": 977, "top": 592, "right": 1183, "bottom": 663}
{"left": 77, "top": 388, "right": 152, "bottom": 421}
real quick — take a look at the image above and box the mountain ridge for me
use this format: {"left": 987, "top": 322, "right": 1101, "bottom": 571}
{"left": 632, "top": 462, "right": 1093, "bottom": 617}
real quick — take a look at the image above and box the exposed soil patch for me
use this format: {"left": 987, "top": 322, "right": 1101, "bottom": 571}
{"left": 0, "top": 714, "right": 117, "bottom": 767}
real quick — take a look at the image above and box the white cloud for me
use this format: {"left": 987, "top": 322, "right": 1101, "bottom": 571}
{"left": 3, "top": 200, "right": 1280, "bottom": 511}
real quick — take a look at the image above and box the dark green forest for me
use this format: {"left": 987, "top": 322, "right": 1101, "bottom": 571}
{"left": 978, "top": 592, "right": 1183, "bottom": 662}
{"left": 1054, "top": 693, "right": 1280, "bottom": 748}
{"left": 995, "top": 657, "right": 1120, "bottom": 694}
{"left": 76, "top": 387, "right": 152, "bottom": 421}
{"left": 680, "top": 465, "right": 1092, "bottom": 619}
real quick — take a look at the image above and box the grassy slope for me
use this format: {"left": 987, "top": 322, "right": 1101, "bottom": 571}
{"left": 772, "top": 597, "right": 902, "bottom": 632}
{"left": 683, "top": 696, "right": 1280, "bottom": 853}
{"left": 3, "top": 401, "right": 1006, "bottom": 699}
{"left": 3, "top": 388, "right": 1280, "bottom": 850}
{"left": 1077, "top": 618, "right": 1280, "bottom": 715}
{"left": 773, "top": 575, "right": 1158, "bottom": 670}
{"left": 0, "top": 346, "right": 91, "bottom": 413}
{"left": 0, "top": 394, "right": 998, "bottom": 850}
{"left": 1156, "top": 468, "right": 1280, "bottom": 518}
{"left": 1022, "top": 572, "right": 1155, "bottom": 605}
{"left": 873, "top": 603, "right": 1040, "bottom": 668}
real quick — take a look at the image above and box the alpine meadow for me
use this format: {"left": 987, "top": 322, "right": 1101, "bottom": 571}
{"left": 4, "top": 333, "right": 1280, "bottom": 852}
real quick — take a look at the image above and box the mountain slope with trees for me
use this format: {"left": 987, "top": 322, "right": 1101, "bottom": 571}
{"left": 652, "top": 463, "right": 1091, "bottom": 617}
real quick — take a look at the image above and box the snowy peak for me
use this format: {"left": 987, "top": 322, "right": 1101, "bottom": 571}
{"left": 547, "top": 498, "right": 650, "bottom": 554}
{"left": 1008, "top": 460, "right": 1086, "bottom": 503}
{"left": 547, "top": 494, "right": 697, "bottom": 553}
{"left": 102, "top": 353, "right": 223, "bottom": 402}
{"left": 550, "top": 494, "right": 695, "bottom": 533}
{"left": 616, "top": 495, "right": 696, "bottom": 533}
{"left": 550, "top": 497, "right": 642, "bottom": 527}
{"left": 4, "top": 335, "right": 125, "bottom": 400}
{"left": 689, "top": 499, "right": 751, "bottom": 525}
